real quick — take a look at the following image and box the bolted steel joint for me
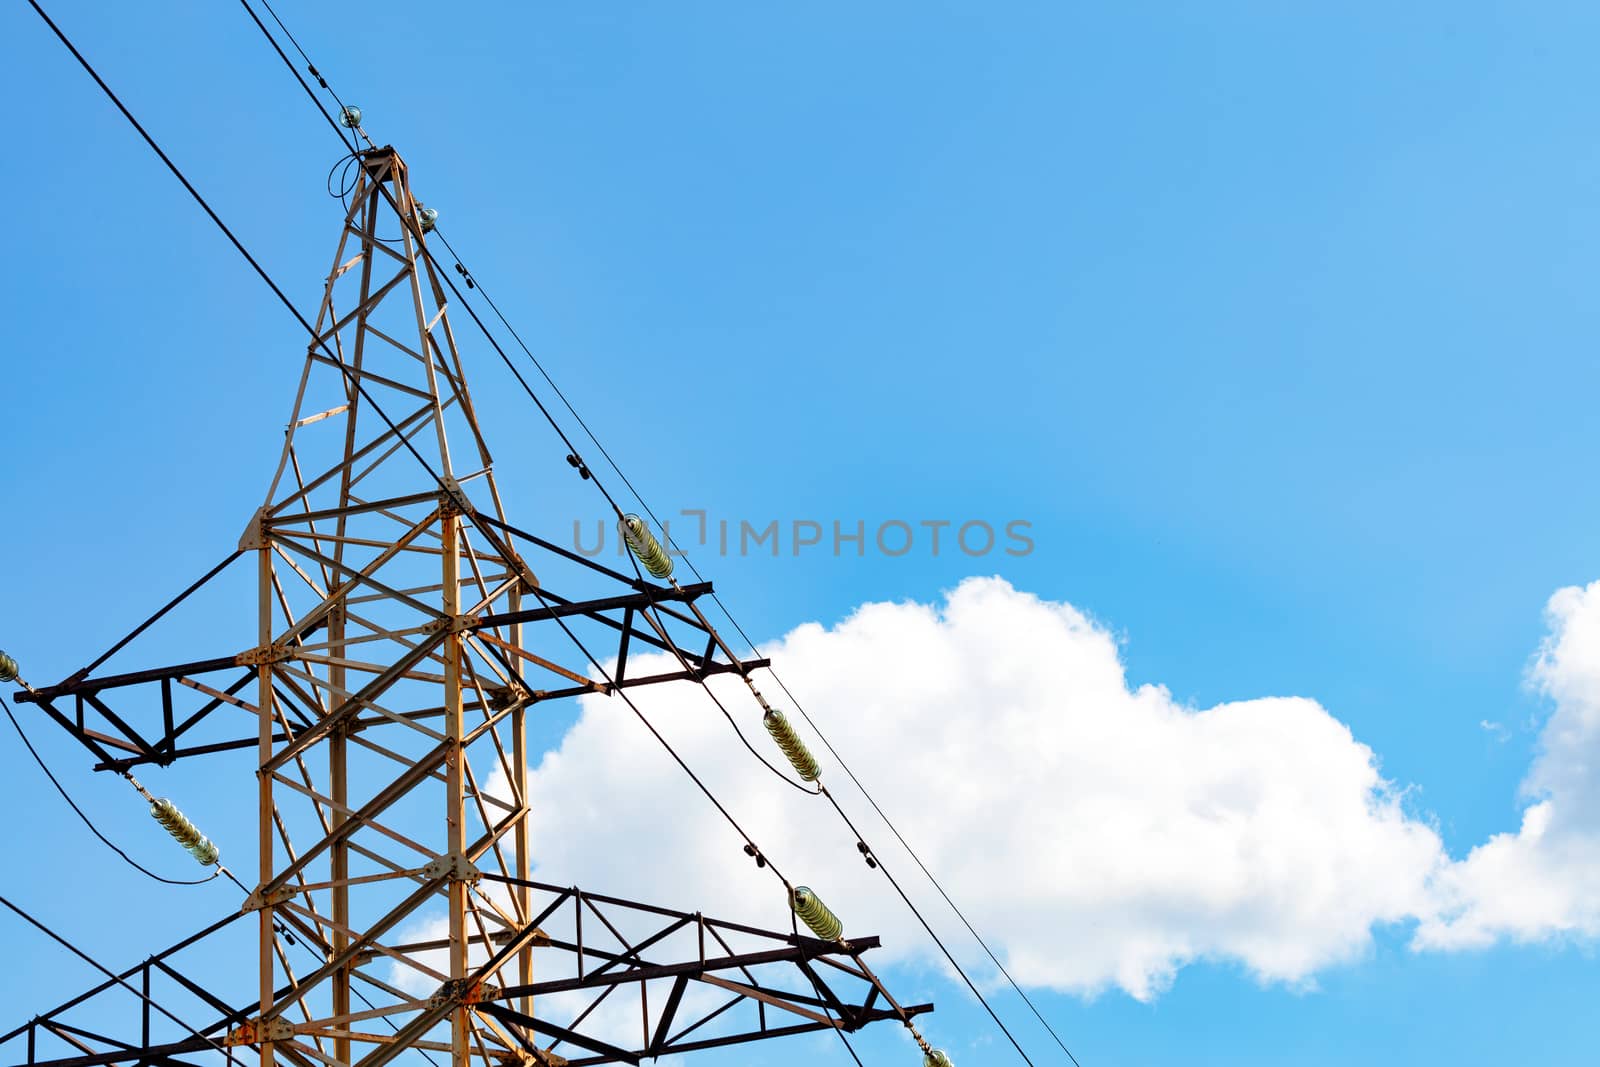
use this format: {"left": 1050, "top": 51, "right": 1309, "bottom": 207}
{"left": 235, "top": 643, "right": 292, "bottom": 667}
{"left": 242, "top": 883, "right": 297, "bottom": 911}
{"left": 424, "top": 613, "right": 480, "bottom": 635}
{"left": 422, "top": 851, "right": 481, "bottom": 885}
{"left": 429, "top": 977, "right": 500, "bottom": 1009}
{"left": 226, "top": 1017, "right": 293, "bottom": 1046}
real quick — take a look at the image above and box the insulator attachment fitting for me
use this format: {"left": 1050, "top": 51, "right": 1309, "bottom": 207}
{"left": 619, "top": 514, "right": 674, "bottom": 579}
{"left": 790, "top": 885, "right": 843, "bottom": 941}
{"left": 763, "top": 709, "right": 820, "bottom": 781}
{"left": 149, "top": 798, "right": 220, "bottom": 866}
{"left": 0, "top": 650, "right": 18, "bottom": 684}
{"left": 924, "top": 1051, "right": 955, "bottom": 1067}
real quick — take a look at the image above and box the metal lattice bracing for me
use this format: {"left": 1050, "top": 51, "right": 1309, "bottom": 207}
{"left": 5, "top": 147, "right": 931, "bottom": 1067}
{"left": 0, "top": 890, "right": 930, "bottom": 1067}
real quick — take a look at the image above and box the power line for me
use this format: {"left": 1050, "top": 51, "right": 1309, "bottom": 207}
{"left": 810, "top": 695, "right": 1086, "bottom": 1065}
{"left": 442, "top": 246, "right": 1087, "bottom": 1062}
{"left": 238, "top": 0, "right": 357, "bottom": 155}
{"left": 823, "top": 784, "right": 1044, "bottom": 1066}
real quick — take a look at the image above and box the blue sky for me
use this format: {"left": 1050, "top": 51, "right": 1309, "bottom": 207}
{"left": 3, "top": 2, "right": 1599, "bottom": 1065}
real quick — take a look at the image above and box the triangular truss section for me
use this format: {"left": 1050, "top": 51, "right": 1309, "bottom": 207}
{"left": 2, "top": 886, "right": 929, "bottom": 1067}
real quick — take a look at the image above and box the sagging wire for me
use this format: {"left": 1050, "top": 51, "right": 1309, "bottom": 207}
{"left": 2, "top": 689, "right": 219, "bottom": 888}
{"left": 4, "top": 654, "right": 262, "bottom": 907}
{"left": 612, "top": 524, "right": 824, "bottom": 795}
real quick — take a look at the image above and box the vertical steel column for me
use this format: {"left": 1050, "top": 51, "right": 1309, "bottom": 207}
{"left": 328, "top": 171, "right": 373, "bottom": 1067}
{"left": 329, "top": 602, "right": 349, "bottom": 1066}
{"left": 442, "top": 505, "right": 469, "bottom": 1067}
{"left": 510, "top": 583, "right": 532, "bottom": 1022}
{"left": 256, "top": 542, "right": 277, "bottom": 1067}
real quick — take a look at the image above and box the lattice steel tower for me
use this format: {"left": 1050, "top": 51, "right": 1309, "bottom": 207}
{"left": 4, "top": 147, "right": 932, "bottom": 1067}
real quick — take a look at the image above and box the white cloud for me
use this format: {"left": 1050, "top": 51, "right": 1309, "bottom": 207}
{"left": 518, "top": 577, "right": 1448, "bottom": 1000}
{"left": 1414, "top": 580, "right": 1600, "bottom": 949}
{"left": 396, "top": 576, "right": 1600, "bottom": 1007}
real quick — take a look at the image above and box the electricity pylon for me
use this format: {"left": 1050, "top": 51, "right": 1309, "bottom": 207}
{"left": 4, "top": 147, "right": 931, "bottom": 1067}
